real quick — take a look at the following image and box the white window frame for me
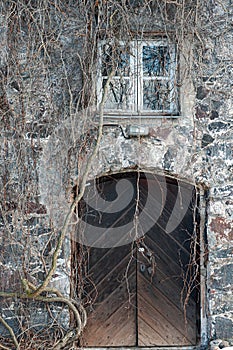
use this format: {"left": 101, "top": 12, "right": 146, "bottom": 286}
{"left": 97, "top": 39, "right": 179, "bottom": 118}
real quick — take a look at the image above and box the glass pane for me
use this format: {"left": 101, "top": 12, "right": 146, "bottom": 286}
{"left": 143, "top": 45, "right": 170, "bottom": 77}
{"left": 103, "top": 78, "right": 133, "bottom": 110}
{"left": 143, "top": 80, "right": 171, "bottom": 110}
{"left": 102, "top": 44, "right": 130, "bottom": 77}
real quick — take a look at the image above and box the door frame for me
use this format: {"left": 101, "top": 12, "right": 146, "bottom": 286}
{"left": 71, "top": 171, "right": 209, "bottom": 349}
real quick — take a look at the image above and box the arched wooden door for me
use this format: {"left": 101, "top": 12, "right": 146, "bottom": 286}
{"left": 75, "top": 172, "right": 200, "bottom": 347}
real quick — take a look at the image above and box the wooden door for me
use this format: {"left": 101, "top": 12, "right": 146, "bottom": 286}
{"left": 77, "top": 172, "right": 199, "bottom": 347}
{"left": 80, "top": 244, "right": 137, "bottom": 346}
{"left": 137, "top": 177, "right": 199, "bottom": 346}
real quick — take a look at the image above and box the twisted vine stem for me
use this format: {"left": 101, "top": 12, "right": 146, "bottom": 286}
{"left": 0, "top": 70, "right": 114, "bottom": 349}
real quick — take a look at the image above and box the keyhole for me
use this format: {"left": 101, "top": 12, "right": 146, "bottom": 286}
{"left": 140, "top": 264, "right": 145, "bottom": 272}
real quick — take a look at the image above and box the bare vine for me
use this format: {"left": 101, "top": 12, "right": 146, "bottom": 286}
{"left": 0, "top": 0, "right": 231, "bottom": 348}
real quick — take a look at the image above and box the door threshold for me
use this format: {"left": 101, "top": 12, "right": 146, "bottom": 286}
{"left": 83, "top": 346, "right": 203, "bottom": 350}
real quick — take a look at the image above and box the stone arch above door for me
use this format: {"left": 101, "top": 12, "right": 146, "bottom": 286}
{"left": 38, "top": 111, "right": 198, "bottom": 231}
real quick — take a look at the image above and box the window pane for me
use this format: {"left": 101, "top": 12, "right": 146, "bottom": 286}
{"left": 143, "top": 80, "right": 171, "bottom": 110}
{"left": 143, "top": 46, "right": 170, "bottom": 77}
{"left": 102, "top": 44, "right": 130, "bottom": 77}
{"left": 103, "top": 78, "right": 133, "bottom": 110}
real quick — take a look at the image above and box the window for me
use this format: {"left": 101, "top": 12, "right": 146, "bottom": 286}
{"left": 97, "top": 40, "right": 178, "bottom": 117}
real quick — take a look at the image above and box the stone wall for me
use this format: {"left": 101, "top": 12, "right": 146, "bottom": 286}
{"left": 0, "top": 0, "right": 232, "bottom": 348}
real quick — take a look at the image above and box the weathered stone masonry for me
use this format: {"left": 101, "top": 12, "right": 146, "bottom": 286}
{"left": 0, "top": 0, "right": 232, "bottom": 347}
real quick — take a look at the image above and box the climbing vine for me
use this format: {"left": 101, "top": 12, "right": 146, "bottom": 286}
{"left": 0, "top": 0, "right": 231, "bottom": 348}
